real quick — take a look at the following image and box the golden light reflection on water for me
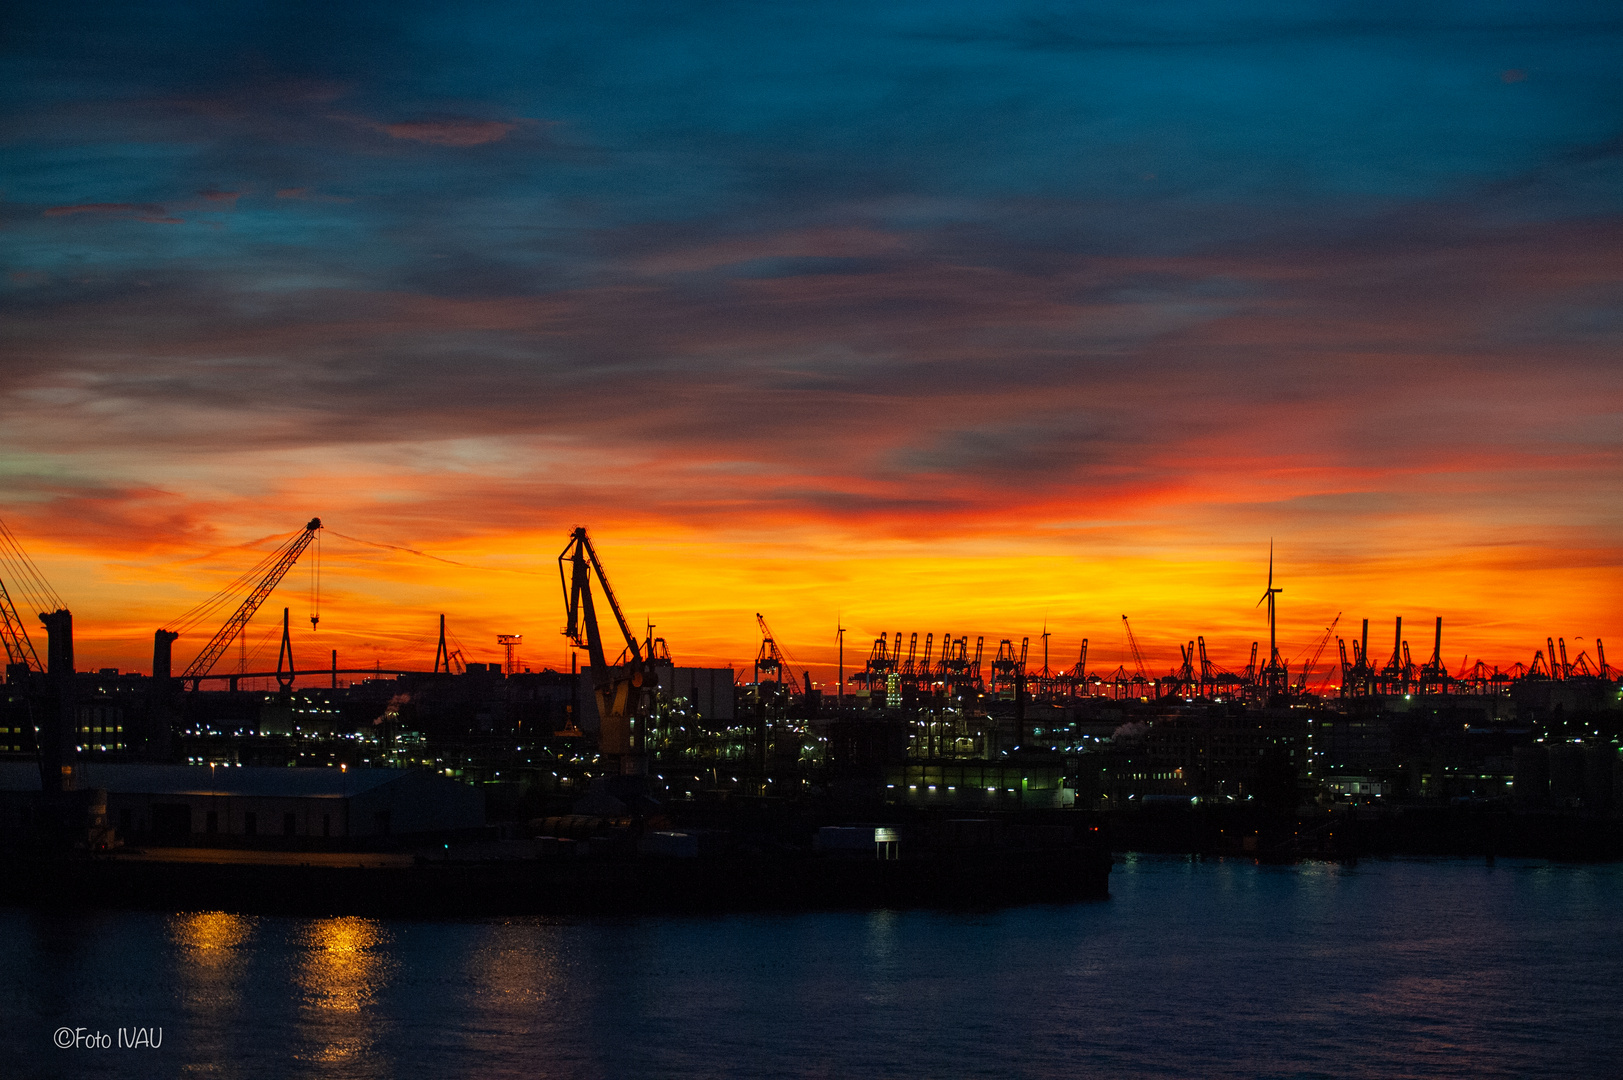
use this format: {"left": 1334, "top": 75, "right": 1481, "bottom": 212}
{"left": 294, "top": 917, "right": 395, "bottom": 1071}
{"left": 168, "top": 912, "right": 256, "bottom": 1076}
{"left": 465, "top": 923, "right": 563, "bottom": 1009}
{"left": 171, "top": 910, "right": 255, "bottom": 965}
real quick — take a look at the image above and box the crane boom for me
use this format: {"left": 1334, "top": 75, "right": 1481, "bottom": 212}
{"left": 1294, "top": 612, "right": 1341, "bottom": 695}
{"left": 0, "top": 518, "right": 58, "bottom": 675}
{"left": 1122, "top": 615, "right": 1147, "bottom": 679}
{"left": 0, "top": 574, "right": 42, "bottom": 673}
{"left": 179, "top": 518, "right": 322, "bottom": 682}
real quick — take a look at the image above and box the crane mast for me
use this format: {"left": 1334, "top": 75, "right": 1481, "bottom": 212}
{"left": 177, "top": 518, "right": 322, "bottom": 684}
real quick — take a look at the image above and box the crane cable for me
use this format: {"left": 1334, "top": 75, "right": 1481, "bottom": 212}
{"left": 309, "top": 529, "right": 321, "bottom": 631}
{"left": 0, "top": 518, "right": 65, "bottom": 615}
{"left": 324, "top": 529, "right": 545, "bottom": 576}
{"left": 162, "top": 530, "right": 306, "bottom": 636}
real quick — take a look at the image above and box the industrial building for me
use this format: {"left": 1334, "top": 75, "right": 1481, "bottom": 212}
{"left": 0, "top": 762, "right": 483, "bottom": 843}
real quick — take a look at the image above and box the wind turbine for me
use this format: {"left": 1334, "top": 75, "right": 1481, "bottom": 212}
{"left": 835, "top": 617, "right": 846, "bottom": 705}
{"left": 1255, "top": 541, "right": 1285, "bottom": 695}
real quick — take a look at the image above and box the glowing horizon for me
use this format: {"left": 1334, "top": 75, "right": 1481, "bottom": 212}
{"left": 9, "top": 516, "right": 1616, "bottom": 688}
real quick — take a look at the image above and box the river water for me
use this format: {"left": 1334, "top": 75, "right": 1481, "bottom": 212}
{"left": 6, "top": 856, "right": 1621, "bottom": 1079}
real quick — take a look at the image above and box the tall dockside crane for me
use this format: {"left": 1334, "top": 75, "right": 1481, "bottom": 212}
{"left": 938, "top": 635, "right": 973, "bottom": 698}
{"left": 990, "top": 638, "right": 1028, "bottom": 697}
{"left": 1068, "top": 639, "right": 1090, "bottom": 695}
{"left": 862, "top": 633, "right": 900, "bottom": 697}
{"left": 0, "top": 550, "right": 44, "bottom": 679}
{"left": 0, "top": 519, "right": 73, "bottom": 799}
{"left": 1418, "top": 617, "right": 1451, "bottom": 693}
{"left": 559, "top": 527, "right": 650, "bottom": 774}
{"left": 754, "top": 613, "right": 802, "bottom": 696}
{"left": 1378, "top": 617, "right": 1410, "bottom": 694}
{"left": 1293, "top": 613, "right": 1341, "bottom": 697}
{"left": 1177, "top": 641, "right": 1197, "bottom": 697}
{"left": 1121, "top": 616, "right": 1149, "bottom": 694}
{"left": 161, "top": 518, "right": 323, "bottom": 688}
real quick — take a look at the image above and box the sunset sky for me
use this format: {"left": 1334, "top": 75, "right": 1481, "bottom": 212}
{"left": 2, "top": 2, "right": 1620, "bottom": 684}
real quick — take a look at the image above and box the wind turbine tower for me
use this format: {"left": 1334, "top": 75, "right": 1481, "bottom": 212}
{"left": 1256, "top": 542, "right": 1290, "bottom": 698}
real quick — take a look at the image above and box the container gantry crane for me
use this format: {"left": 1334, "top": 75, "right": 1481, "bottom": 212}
{"left": 559, "top": 527, "right": 650, "bottom": 774}
{"left": 1067, "top": 638, "right": 1089, "bottom": 695}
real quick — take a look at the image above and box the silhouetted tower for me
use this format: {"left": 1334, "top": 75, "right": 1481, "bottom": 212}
{"left": 1256, "top": 542, "right": 1289, "bottom": 697}
{"left": 434, "top": 614, "right": 451, "bottom": 673}
{"left": 275, "top": 607, "right": 296, "bottom": 696}
{"left": 38, "top": 608, "right": 75, "bottom": 795}
{"left": 835, "top": 621, "right": 846, "bottom": 705}
{"left": 498, "top": 634, "right": 522, "bottom": 676}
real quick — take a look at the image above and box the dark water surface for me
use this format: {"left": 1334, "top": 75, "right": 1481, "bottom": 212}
{"left": 6, "top": 856, "right": 1621, "bottom": 1079}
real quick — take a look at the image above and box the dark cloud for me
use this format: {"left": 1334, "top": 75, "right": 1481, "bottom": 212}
{"left": 378, "top": 118, "right": 517, "bottom": 146}
{"left": 0, "top": 0, "right": 1618, "bottom": 542}
{"left": 42, "top": 202, "right": 180, "bottom": 223}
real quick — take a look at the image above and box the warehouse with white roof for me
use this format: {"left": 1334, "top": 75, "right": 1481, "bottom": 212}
{"left": 0, "top": 762, "right": 483, "bottom": 842}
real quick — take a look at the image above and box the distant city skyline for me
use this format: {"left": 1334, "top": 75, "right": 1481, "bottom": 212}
{"left": 2, "top": 2, "right": 1619, "bottom": 678}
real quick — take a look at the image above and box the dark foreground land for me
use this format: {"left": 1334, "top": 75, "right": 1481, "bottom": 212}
{"left": 8, "top": 804, "right": 1616, "bottom": 919}
{"left": 4, "top": 844, "right": 1111, "bottom": 917}
{"left": 1, "top": 808, "right": 1113, "bottom": 917}
{"left": 1111, "top": 803, "right": 1623, "bottom": 862}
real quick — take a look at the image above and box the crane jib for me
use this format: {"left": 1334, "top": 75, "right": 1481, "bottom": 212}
{"left": 180, "top": 519, "right": 322, "bottom": 682}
